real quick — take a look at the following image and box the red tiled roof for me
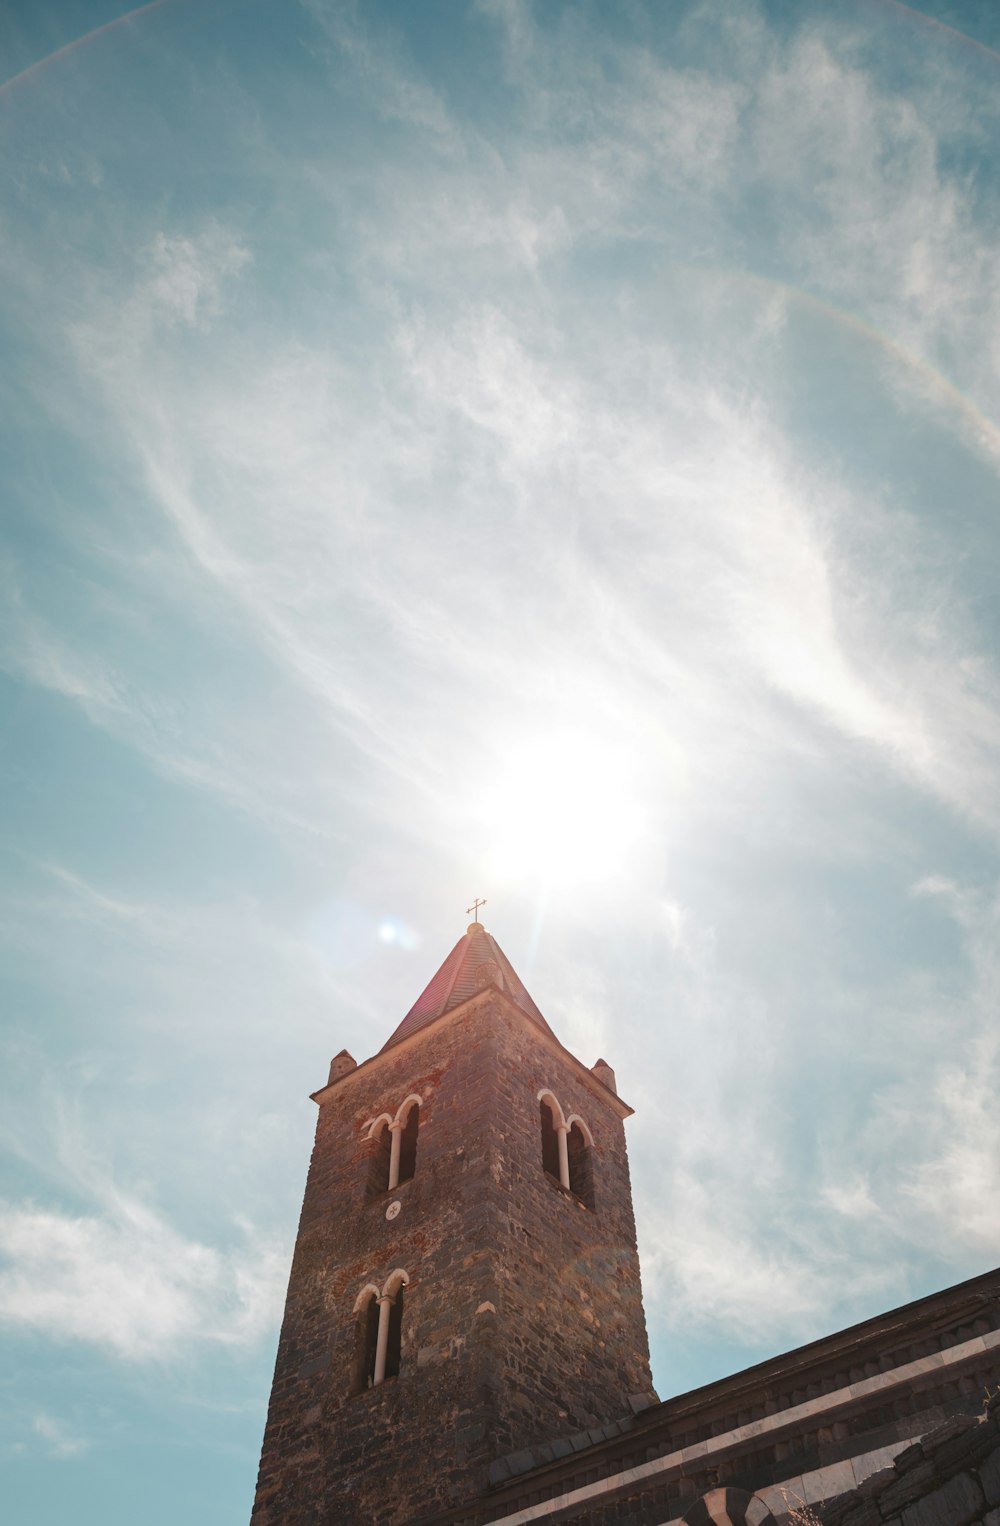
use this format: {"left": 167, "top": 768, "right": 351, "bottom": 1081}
{"left": 379, "top": 923, "right": 554, "bottom": 1052}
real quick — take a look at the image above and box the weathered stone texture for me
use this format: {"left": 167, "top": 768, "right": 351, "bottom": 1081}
{"left": 251, "top": 988, "right": 652, "bottom": 1526}
{"left": 980, "top": 1441, "right": 1000, "bottom": 1508}
{"left": 902, "top": 1474, "right": 984, "bottom": 1526}
{"left": 823, "top": 1394, "right": 1000, "bottom": 1526}
{"left": 417, "top": 1277, "right": 1000, "bottom": 1526}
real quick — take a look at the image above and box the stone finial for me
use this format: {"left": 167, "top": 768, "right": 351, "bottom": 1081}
{"left": 591, "top": 1057, "right": 617, "bottom": 1095}
{"left": 467, "top": 921, "right": 484, "bottom": 934}
{"left": 327, "top": 1049, "right": 357, "bottom": 1086}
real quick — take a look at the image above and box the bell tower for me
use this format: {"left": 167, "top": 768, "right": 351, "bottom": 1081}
{"left": 251, "top": 919, "right": 654, "bottom": 1526}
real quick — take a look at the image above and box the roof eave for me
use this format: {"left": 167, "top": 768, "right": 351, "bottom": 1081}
{"left": 310, "top": 986, "right": 633, "bottom": 1118}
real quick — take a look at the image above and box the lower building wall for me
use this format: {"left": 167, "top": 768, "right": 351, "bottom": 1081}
{"left": 430, "top": 1412, "right": 1000, "bottom": 1526}
{"left": 821, "top": 1394, "right": 1000, "bottom": 1526}
{"left": 421, "top": 1272, "right": 1000, "bottom": 1526}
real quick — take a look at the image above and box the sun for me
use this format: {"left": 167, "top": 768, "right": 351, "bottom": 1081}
{"left": 477, "top": 730, "right": 646, "bottom": 894}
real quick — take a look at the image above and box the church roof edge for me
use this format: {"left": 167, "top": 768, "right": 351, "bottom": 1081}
{"left": 310, "top": 983, "right": 633, "bottom": 1118}
{"left": 378, "top": 922, "right": 556, "bottom": 1053}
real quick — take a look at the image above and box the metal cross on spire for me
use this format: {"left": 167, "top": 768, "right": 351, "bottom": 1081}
{"left": 466, "top": 897, "right": 487, "bottom": 922}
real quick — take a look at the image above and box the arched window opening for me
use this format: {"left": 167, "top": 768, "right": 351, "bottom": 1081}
{"left": 349, "top": 1274, "right": 408, "bottom": 1394}
{"left": 567, "top": 1122, "right": 595, "bottom": 1210}
{"left": 540, "top": 1099, "right": 561, "bottom": 1182}
{"left": 681, "top": 1486, "right": 779, "bottom": 1526}
{"left": 384, "top": 1282, "right": 404, "bottom": 1381}
{"left": 350, "top": 1291, "right": 380, "bottom": 1394}
{"left": 397, "top": 1102, "right": 419, "bottom": 1186}
{"left": 367, "top": 1120, "right": 391, "bottom": 1199}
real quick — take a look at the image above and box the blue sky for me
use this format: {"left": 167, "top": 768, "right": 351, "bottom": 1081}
{"left": 2, "top": 0, "right": 1000, "bottom": 1521}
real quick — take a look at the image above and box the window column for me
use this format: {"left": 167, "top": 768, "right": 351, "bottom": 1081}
{"left": 387, "top": 1119, "right": 403, "bottom": 1191}
{"left": 373, "top": 1293, "right": 395, "bottom": 1385}
{"left": 555, "top": 1119, "right": 570, "bottom": 1190}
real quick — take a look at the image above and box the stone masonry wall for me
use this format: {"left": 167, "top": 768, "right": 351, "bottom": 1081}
{"left": 252, "top": 989, "right": 652, "bottom": 1526}
{"left": 253, "top": 996, "right": 504, "bottom": 1526}
{"left": 487, "top": 1000, "right": 653, "bottom": 1455}
{"left": 421, "top": 1274, "right": 1000, "bottom": 1526}
{"left": 823, "top": 1393, "right": 1000, "bottom": 1526}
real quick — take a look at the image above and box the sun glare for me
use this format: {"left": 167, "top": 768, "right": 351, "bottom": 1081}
{"left": 479, "top": 731, "right": 646, "bottom": 893}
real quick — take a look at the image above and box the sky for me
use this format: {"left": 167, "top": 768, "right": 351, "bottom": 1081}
{"left": 1, "top": 0, "right": 1000, "bottom": 1521}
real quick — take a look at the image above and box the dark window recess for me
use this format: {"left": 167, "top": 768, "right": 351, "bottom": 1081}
{"left": 367, "top": 1123, "right": 391, "bottom": 1198}
{"left": 385, "top": 1284, "right": 404, "bottom": 1380}
{"left": 540, "top": 1100, "right": 560, "bottom": 1181}
{"left": 568, "top": 1123, "right": 595, "bottom": 1210}
{"left": 351, "top": 1294, "right": 380, "bottom": 1394}
{"left": 397, "top": 1104, "right": 419, "bottom": 1185}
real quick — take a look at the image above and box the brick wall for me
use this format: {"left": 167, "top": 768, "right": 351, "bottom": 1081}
{"left": 251, "top": 989, "right": 652, "bottom": 1526}
{"left": 489, "top": 997, "right": 653, "bottom": 1447}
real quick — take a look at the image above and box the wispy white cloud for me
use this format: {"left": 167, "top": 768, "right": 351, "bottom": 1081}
{"left": 307, "top": 0, "right": 457, "bottom": 140}
{"left": 0, "top": 0, "right": 994, "bottom": 867}
{"left": 3, "top": 0, "right": 1000, "bottom": 1413}
{"left": 479, "top": 1, "right": 1000, "bottom": 404}
{"left": 0, "top": 857, "right": 367, "bottom": 1046}
{"left": 0, "top": 563, "right": 131, "bottom": 717}
{"left": 0, "top": 1192, "right": 285, "bottom": 1363}
{"left": 31, "top": 1412, "right": 89, "bottom": 1460}
{"left": 0, "top": 557, "right": 322, "bottom": 830}
{"left": 753, "top": 30, "right": 1000, "bottom": 405}
{"left": 822, "top": 1177, "right": 879, "bottom": 1220}
{"left": 894, "top": 878, "right": 1000, "bottom": 1256}
{"left": 642, "top": 1166, "right": 893, "bottom": 1344}
{"left": 627, "top": 855, "right": 1000, "bottom": 1353}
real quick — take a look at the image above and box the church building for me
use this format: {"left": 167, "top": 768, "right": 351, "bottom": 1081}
{"left": 251, "top": 920, "right": 1000, "bottom": 1526}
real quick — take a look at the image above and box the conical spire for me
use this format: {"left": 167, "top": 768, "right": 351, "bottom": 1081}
{"left": 380, "top": 921, "right": 554, "bottom": 1052}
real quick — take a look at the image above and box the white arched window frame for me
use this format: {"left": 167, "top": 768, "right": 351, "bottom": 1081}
{"left": 352, "top": 1270, "right": 410, "bottom": 1389}
{"left": 392, "top": 1095, "right": 421, "bottom": 1187}
{"left": 363, "top": 1113, "right": 394, "bottom": 1197}
{"left": 536, "top": 1088, "right": 595, "bottom": 1206}
{"left": 565, "top": 1113, "right": 596, "bottom": 1209}
{"left": 537, "top": 1087, "right": 570, "bottom": 1190}
{"left": 362, "top": 1093, "right": 423, "bottom": 1193}
{"left": 565, "top": 1112, "right": 594, "bottom": 1145}
{"left": 351, "top": 1281, "right": 382, "bottom": 1393}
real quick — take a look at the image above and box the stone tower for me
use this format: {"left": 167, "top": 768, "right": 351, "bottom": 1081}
{"left": 251, "top": 920, "right": 654, "bottom": 1526}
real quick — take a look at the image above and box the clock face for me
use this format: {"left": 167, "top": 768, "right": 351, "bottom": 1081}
{"left": 385, "top": 1200, "right": 401, "bottom": 1221}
